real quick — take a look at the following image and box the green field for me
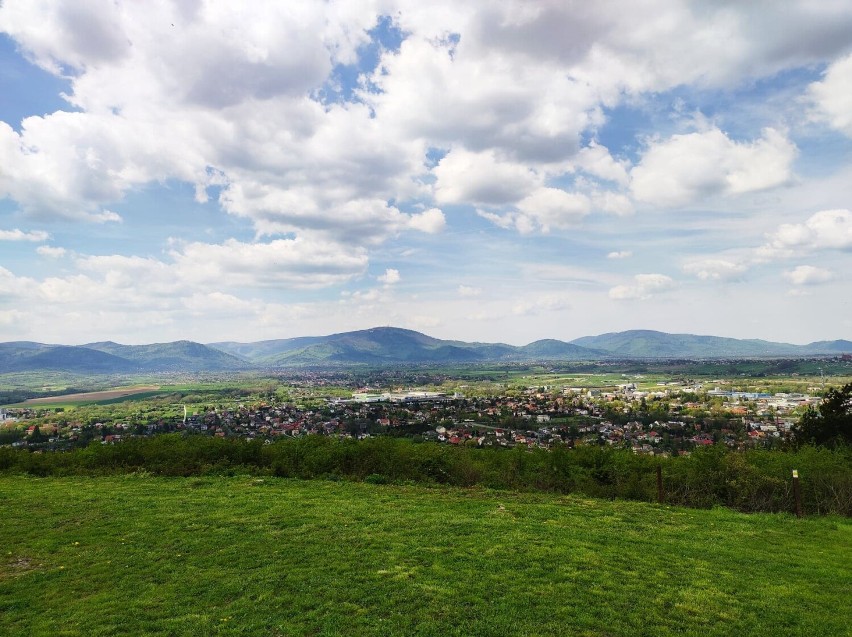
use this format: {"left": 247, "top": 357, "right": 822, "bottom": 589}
{"left": 1, "top": 476, "right": 849, "bottom": 636}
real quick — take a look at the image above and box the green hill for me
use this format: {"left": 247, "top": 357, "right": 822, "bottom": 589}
{"left": 571, "top": 329, "right": 807, "bottom": 358}
{"left": 83, "top": 340, "right": 248, "bottom": 371}
{"left": 2, "top": 328, "right": 849, "bottom": 372}
{"left": 210, "top": 327, "right": 603, "bottom": 365}
{"left": 806, "top": 339, "right": 852, "bottom": 353}
{"left": 0, "top": 340, "right": 247, "bottom": 373}
{"left": 0, "top": 343, "right": 136, "bottom": 374}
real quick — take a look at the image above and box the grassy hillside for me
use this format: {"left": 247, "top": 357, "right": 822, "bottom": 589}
{"left": 1, "top": 476, "right": 849, "bottom": 636}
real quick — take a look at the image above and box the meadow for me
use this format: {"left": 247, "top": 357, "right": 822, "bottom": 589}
{"left": 1, "top": 475, "right": 850, "bottom": 636}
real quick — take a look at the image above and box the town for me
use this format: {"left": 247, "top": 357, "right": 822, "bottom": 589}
{"left": 0, "top": 372, "right": 824, "bottom": 455}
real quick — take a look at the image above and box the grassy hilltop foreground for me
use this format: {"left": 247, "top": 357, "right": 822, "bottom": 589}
{"left": 1, "top": 476, "right": 850, "bottom": 636}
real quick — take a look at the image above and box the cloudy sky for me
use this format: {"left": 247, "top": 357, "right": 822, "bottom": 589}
{"left": 1, "top": 1, "right": 851, "bottom": 346}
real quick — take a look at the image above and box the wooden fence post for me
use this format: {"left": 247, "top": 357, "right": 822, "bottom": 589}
{"left": 792, "top": 469, "right": 802, "bottom": 518}
{"left": 656, "top": 465, "right": 664, "bottom": 504}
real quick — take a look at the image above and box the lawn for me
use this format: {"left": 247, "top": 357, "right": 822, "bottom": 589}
{"left": 1, "top": 476, "right": 849, "bottom": 636}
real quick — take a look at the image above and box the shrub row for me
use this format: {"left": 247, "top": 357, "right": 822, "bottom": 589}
{"left": 1, "top": 435, "right": 849, "bottom": 515}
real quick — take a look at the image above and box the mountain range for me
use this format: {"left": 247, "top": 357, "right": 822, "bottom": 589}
{"left": 1, "top": 328, "right": 849, "bottom": 374}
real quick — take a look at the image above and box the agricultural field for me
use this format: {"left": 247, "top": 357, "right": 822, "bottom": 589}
{"left": 1, "top": 476, "right": 849, "bottom": 636}
{"left": 2, "top": 360, "right": 850, "bottom": 408}
{"left": 18, "top": 386, "right": 161, "bottom": 406}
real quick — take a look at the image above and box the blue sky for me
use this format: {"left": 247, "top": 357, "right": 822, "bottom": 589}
{"left": 1, "top": 1, "right": 851, "bottom": 345}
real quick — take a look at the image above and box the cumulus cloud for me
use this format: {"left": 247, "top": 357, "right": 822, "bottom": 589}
{"left": 784, "top": 265, "right": 835, "bottom": 286}
{"left": 609, "top": 274, "right": 675, "bottom": 300}
{"left": 591, "top": 190, "right": 633, "bottom": 216}
{"left": 0, "top": 228, "right": 49, "bottom": 241}
{"left": 758, "top": 209, "right": 852, "bottom": 259}
{"left": 377, "top": 268, "right": 401, "bottom": 285}
{"left": 808, "top": 52, "right": 852, "bottom": 137}
{"left": 3, "top": 2, "right": 852, "bottom": 342}
{"left": 514, "top": 188, "right": 591, "bottom": 233}
{"left": 678, "top": 209, "right": 852, "bottom": 284}
{"left": 607, "top": 250, "right": 632, "bottom": 260}
{"left": 631, "top": 127, "right": 797, "bottom": 207}
{"left": 434, "top": 149, "right": 539, "bottom": 206}
{"left": 575, "top": 143, "right": 629, "bottom": 186}
{"left": 0, "top": 266, "right": 35, "bottom": 299}
{"left": 0, "top": 0, "right": 845, "bottom": 237}
{"left": 71, "top": 238, "right": 369, "bottom": 293}
{"left": 408, "top": 208, "right": 446, "bottom": 234}
{"left": 475, "top": 187, "right": 593, "bottom": 234}
{"left": 0, "top": 3, "right": 419, "bottom": 243}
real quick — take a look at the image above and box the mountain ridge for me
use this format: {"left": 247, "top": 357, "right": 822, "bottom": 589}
{"left": 2, "top": 327, "right": 850, "bottom": 373}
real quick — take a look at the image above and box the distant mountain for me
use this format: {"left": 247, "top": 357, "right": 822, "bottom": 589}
{"left": 804, "top": 339, "right": 852, "bottom": 354}
{"left": 0, "top": 340, "right": 247, "bottom": 374}
{"left": 209, "top": 337, "right": 326, "bottom": 362}
{"left": 212, "top": 327, "right": 610, "bottom": 365}
{"left": 2, "top": 328, "right": 849, "bottom": 373}
{"left": 225, "top": 328, "right": 490, "bottom": 365}
{"left": 518, "top": 339, "right": 611, "bottom": 360}
{"left": 0, "top": 344, "right": 136, "bottom": 374}
{"left": 84, "top": 340, "right": 247, "bottom": 371}
{"left": 570, "top": 330, "right": 851, "bottom": 358}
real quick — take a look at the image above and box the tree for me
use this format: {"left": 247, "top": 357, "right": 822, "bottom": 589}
{"left": 793, "top": 383, "right": 852, "bottom": 447}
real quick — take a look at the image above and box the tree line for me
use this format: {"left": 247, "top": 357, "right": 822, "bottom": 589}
{"left": 1, "top": 434, "right": 848, "bottom": 515}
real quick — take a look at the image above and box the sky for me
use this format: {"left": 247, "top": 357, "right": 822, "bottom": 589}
{"left": 1, "top": 1, "right": 851, "bottom": 347}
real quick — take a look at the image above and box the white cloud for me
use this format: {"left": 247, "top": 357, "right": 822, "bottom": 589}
{"left": 406, "top": 314, "right": 442, "bottom": 329}
{"left": 808, "top": 52, "right": 852, "bottom": 137}
{"left": 514, "top": 187, "right": 591, "bottom": 233}
{"left": 631, "top": 127, "right": 797, "bottom": 207}
{"left": 0, "top": 3, "right": 420, "bottom": 245}
{"left": 682, "top": 259, "right": 748, "bottom": 281}
{"left": 2, "top": 2, "right": 852, "bottom": 344}
{"left": 0, "top": 309, "right": 25, "bottom": 326}
{"left": 93, "top": 210, "right": 122, "bottom": 223}
{"left": 408, "top": 208, "right": 446, "bottom": 234}
{"left": 512, "top": 293, "right": 572, "bottom": 316}
{"left": 475, "top": 209, "right": 515, "bottom": 230}
{"left": 607, "top": 250, "right": 632, "bottom": 260}
{"left": 434, "top": 149, "right": 539, "bottom": 206}
{"left": 609, "top": 274, "right": 675, "bottom": 300}
{"left": 759, "top": 209, "right": 852, "bottom": 259}
{"left": 0, "top": 228, "right": 49, "bottom": 241}
{"left": 69, "top": 237, "right": 369, "bottom": 294}
{"left": 457, "top": 285, "right": 482, "bottom": 297}
{"left": 36, "top": 245, "right": 67, "bottom": 258}
{"left": 784, "top": 265, "right": 835, "bottom": 286}
{"left": 182, "top": 292, "right": 257, "bottom": 317}
{"left": 575, "top": 143, "right": 629, "bottom": 186}
{"left": 378, "top": 268, "right": 401, "bottom": 285}
{"left": 0, "top": 0, "right": 845, "bottom": 239}
{"left": 676, "top": 208, "right": 852, "bottom": 286}
{"left": 591, "top": 190, "right": 633, "bottom": 216}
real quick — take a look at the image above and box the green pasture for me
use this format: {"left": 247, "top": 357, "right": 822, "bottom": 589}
{"left": 1, "top": 476, "right": 849, "bottom": 636}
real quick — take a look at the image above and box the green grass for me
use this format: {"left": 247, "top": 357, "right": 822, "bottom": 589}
{"left": 1, "top": 477, "right": 849, "bottom": 636}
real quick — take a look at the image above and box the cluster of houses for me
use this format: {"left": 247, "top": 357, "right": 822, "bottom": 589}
{"left": 1, "top": 380, "right": 819, "bottom": 454}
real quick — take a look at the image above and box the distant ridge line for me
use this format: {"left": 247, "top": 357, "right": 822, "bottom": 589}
{"left": 1, "top": 327, "right": 849, "bottom": 373}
